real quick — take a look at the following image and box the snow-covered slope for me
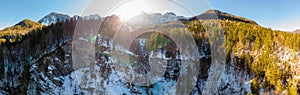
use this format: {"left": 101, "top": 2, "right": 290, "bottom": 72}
{"left": 127, "top": 12, "right": 188, "bottom": 25}
{"left": 38, "top": 12, "right": 101, "bottom": 25}
{"left": 3, "top": 32, "right": 297, "bottom": 94}
{"left": 83, "top": 14, "right": 101, "bottom": 21}
{"left": 38, "top": 12, "right": 71, "bottom": 25}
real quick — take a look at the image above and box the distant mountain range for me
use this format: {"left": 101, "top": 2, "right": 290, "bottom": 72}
{"left": 126, "top": 9, "right": 258, "bottom": 25}
{"left": 0, "top": 9, "right": 259, "bottom": 36}
{"left": 0, "top": 9, "right": 259, "bottom": 31}
{"left": 126, "top": 12, "right": 187, "bottom": 25}
{"left": 38, "top": 12, "right": 101, "bottom": 25}
{"left": 293, "top": 29, "right": 300, "bottom": 34}
{"left": 36, "top": 9, "right": 257, "bottom": 26}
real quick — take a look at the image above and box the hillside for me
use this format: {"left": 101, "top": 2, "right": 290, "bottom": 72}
{"left": 188, "top": 19, "right": 300, "bottom": 94}
{"left": 0, "top": 19, "right": 42, "bottom": 36}
{"left": 191, "top": 9, "right": 257, "bottom": 25}
{"left": 0, "top": 19, "right": 43, "bottom": 44}
{"left": 0, "top": 10, "right": 300, "bottom": 94}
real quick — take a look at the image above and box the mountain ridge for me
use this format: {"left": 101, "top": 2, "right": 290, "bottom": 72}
{"left": 15, "top": 19, "right": 42, "bottom": 27}
{"left": 126, "top": 12, "right": 187, "bottom": 25}
{"left": 0, "top": 19, "right": 42, "bottom": 36}
{"left": 191, "top": 9, "right": 257, "bottom": 25}
{"left": 38, "top": 12, "right": 71, "bottom": 25}
{"left": 1, "top": 9, "right": 259, "bottom": 31}
{"left": 293, "top": 29, "right": 300, "bottom": 34}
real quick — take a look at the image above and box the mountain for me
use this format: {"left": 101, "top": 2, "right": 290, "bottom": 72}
{"left": 192, "top": 9, "right": 257, "bottom": 24}
{"left": 15, "top": 19, "right": 42, "bottom": 28}
{"left": 127, "top": 12, "right": 188, "bottom": 25}
{"left": 38, "top": 12, "right": 101, "bottom": 25}
{"left": 127, "top": 10, "right": 257, "bottom": 26}
{"left": 293, "top": 29, "right": 300, "bottom": 34}
{"left": 82, "top": 14, "right": 101, "bottom": 21}
{"left": 1, "top": 9, "right": 300, "bottom": 94}
{"left": 38, "top": 12, "right": 71, "bottom": 25}
{"left": 0, "top": 19, "right": 42, "bottom": 36}
{"left": 162, "top": 12, "right": 187, "bottom": 22}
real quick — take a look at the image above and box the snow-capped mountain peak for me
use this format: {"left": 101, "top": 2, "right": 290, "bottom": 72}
{"left": 38, "top": 12, "right": 71, "bottom": 25}
{"left": 162, "top": 12, "right": 178, "bottom": 22}
{"left": 82, "top": 14, "right": 101, "bottom": 21}
{"left": 127, "top": 12, "right": 188, "bottom": 26}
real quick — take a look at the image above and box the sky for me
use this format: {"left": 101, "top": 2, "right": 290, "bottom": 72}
{"left": 0, "top": 0, "right": 300, "bottom": 31}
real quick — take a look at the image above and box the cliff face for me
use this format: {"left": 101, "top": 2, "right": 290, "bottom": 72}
{"left": 1, "top": 11, "right": 300, "bottom": 94}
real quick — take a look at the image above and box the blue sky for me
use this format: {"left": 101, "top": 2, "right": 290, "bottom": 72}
{"left": 209, "top": 0, "right": 300, "bottom": 31}
{"left": 0, "top": 0, "right": 300, "bottom": 31}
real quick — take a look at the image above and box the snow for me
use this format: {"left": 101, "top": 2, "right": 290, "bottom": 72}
{"left": 139, "top": 38, "right": 147, "bottom": 47}
{"left": 58, "top": 72, "right": 82, "bottom": 95}
{"left": 54, "top": 57, "right": 60, "bottom": 62}
{"left": 53, "top": 77, "right": 61, "bottom": 81}
{"left": 5, "top": 27, "right": 300, "bottom": 95}
{"left": 78, "top": 37, "right": 89, "bottom": 42}
{"left": 126, "top": 12, "right": 188, "bottom": 26}
{"left": 97, "top": 35, "right": 112, "bottom": 48}
{"left": 276, "top": 46, "right": 299, "bottom": 61}
{"left": 47, "top": 65, "right": 55, "bottom": 74}
{"left": 71, "top": 64, "right": 132, "bottom": 95}
{"left": 38, "top": 13, "right": 100, "bottom": 25}
{"left": 106, "top": 74, "right": 132, "bottom": 95}
{"left": 113, "top": 45, "right": 138, "bottom": 57}
{"left": 148, "top": 50, "right": 172, "bottom": 60}
{"left": 83, "top": 14, "right": 100, "bottom": 21}
{"left": 199, "top": 51, "right": 206, "bottom": 59}
{"left": 38, "top": 12, "right": 71, "bottom": 25}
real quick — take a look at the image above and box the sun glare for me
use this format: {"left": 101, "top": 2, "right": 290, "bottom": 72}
{"left": 110, "top": 0, "right": 149, "bottom": 21}
{"left": 109, "top": 0, "right": 197, "bottom": 22}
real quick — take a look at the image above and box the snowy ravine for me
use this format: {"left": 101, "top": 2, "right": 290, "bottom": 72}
{"left": 28, "top": 33, "right": 251, "bottom": 94}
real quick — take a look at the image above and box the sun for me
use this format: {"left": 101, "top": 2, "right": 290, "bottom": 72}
{"left": 110, "top": 0, "right": 150, "bottom": 21}
{"left": 108, "top": 0, "right": 196, "bottom": 22}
